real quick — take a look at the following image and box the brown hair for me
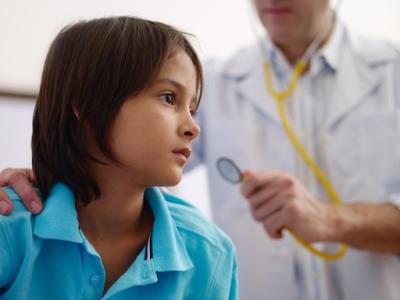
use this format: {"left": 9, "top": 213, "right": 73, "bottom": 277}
{"left": 32, "top": 16, "right": 203, "bottom": 203}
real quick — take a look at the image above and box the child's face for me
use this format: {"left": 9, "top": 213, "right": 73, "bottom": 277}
{"left": 108, "top": 50, "right": 200, "bottom": 187}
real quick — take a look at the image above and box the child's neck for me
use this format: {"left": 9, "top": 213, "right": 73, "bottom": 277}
{"left": 76, "top": 167, "right": 154, "bottom": 293}
{"left": 76, "top": 182, "right": 151, "bottom": 239}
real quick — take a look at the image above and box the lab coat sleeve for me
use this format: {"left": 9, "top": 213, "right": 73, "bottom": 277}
{"left": 395, "top": 60, "right": 400, "bottom": 110}
{"left": 392, "top": 59, "right": 400, "bottom": 211}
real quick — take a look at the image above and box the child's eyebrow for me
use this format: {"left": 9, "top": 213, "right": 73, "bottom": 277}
{"left": 155, "top": 78, "right": 184, "bottom": 91}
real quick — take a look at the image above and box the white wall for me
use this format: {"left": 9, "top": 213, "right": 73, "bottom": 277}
{"left": 0, "top": 0, "right": 399, "bottom": 218}
{"left": 0, "top": 98, "right": 35, "bottom": 169}
{"left": 1, "top": 0, "right": 400, "bottom": 92}
{"left": 0, "top": 0, "right": 253, "bottom": 92}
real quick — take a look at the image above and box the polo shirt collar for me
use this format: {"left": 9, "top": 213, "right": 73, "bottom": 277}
{"left": 106, "top": 188, "right": 195, "bottom": 297}
{"left": 33, "top": 183, "right": 193, "bottom": 272}
{"left": 145, "top": 187, "right": 194, "bottom": 272}
{"left": 33, "top": 183, "right": 82, "bottom": 243}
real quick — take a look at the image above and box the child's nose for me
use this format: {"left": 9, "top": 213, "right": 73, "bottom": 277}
{"left": 180, "top": 117, "right": 200, "bottom": 140}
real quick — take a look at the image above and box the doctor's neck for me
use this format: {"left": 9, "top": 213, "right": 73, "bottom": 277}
{"left": 273, "top": 12, "right": 335, "bottom": 66}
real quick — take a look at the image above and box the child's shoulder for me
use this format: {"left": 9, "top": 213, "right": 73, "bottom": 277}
{"left": 0, "top": 187, "right": 38, "bottom": 289}
{"left": 0, "top": 187, "right": 35, "bottom": 239}
{"left": 1, "top": 187, "right": 34, "bottom": 218}
{"left": 163, "top": 192, "right": 234, "bottom": 252}
{"left": 0, "top": 187, "right": 35, "bottom": 268}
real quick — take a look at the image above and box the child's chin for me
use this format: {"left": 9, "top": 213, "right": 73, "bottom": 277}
{"left": 170, "top": 175, "right": 183, "bottom": 186}
{"left": 162, "top": 173, "right": 182, "bottom": 187}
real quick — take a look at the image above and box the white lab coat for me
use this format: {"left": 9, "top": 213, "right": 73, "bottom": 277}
{"left": 187, "top": 22, "right": 400, "bottom": 300}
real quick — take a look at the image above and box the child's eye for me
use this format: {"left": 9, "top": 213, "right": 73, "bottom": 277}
{"left": 160, "top": 93, "right": 175, "bottom": 105}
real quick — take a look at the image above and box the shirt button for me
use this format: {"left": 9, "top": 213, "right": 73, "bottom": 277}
{"left": 90, "top": 274, "right": 101, "bottom": 286}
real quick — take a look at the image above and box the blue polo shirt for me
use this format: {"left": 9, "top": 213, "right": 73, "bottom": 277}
{"left": 0, "top": 183, "right": 238, "bottom": 299}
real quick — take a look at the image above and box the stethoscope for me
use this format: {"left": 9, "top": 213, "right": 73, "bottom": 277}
{"left": 217, "top": 1, "right": 347, "bottom": 261}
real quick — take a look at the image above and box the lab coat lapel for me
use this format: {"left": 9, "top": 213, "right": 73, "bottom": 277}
{"left": 223, "top": 47, "right": 282, "bottom": 125}
{"left": 326, "top": 51, "right": 382, "bottom": 129}
{"left": 324, "top": 25, "right": 400, "bottom": 129}
{"left": 236, "top": 62, "right": 282, "bottom": 125}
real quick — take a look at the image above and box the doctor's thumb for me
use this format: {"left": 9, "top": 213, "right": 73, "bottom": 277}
{"left": 240, "top": 170, "right": 254, "bottom": 197}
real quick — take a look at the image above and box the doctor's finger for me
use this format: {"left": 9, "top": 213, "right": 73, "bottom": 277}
{"left": 1, "top": 169, "right": 42, "bottom": 214}
{"left": 0, "top": 188, "right": 14, "bottom": 215}
{"left": 251, "top": 193, "right": 291, "bottom": 222}
{"left": 0, "top": 168, "right": 36, "bottom": 186}
{"left": 262, "top": 209, "right": 289, "bottom": 239}
{"left": 247, "top": 178, "right": 291, "bottom": 208}
{"left": 240, "top": 171, "right": 279, "bottom": 197}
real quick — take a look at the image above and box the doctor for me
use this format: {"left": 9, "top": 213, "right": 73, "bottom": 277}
{"left": 190, "top": 0, "right": 400, "bottom": 299}
{"left": 1, "top": 0, "right": 400, "bottom": 299}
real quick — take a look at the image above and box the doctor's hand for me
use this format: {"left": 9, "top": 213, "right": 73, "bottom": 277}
{"left": 240, "top": 170, "right": 339, "bottom": 243}
{"left": 0, "top": 168, "right": 42, "bottom": 215}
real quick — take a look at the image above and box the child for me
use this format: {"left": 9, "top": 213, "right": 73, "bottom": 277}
{"left": 0, "top": 16, "right": 237, "bottom": 299}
